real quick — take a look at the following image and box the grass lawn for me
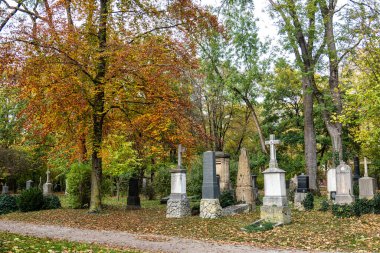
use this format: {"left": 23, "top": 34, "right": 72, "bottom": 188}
{"left": 0, "top": 231, "right": 138, "bottom": 253}
{"left": 1, "top": 195, "right": 380, "bottom": 252}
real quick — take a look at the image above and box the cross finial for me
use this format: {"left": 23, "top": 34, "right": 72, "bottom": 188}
{"left": 177, "top": 144, "right": 186, "bottom": 168}
{"left": 265, "top": 134, "right": 281, "bottom": 168}
{"left": 46, "top": 170, "right": 51, "bottom": 183}
{"left": 364, "top": 157, "right": 368, "bottom": 177}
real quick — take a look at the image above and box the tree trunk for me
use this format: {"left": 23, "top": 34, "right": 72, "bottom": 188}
{"left": 89, "top": 0, "right": 108, "bottom": 213}
{"left": 302, "top": 75, "right": 318, "bottom": 190}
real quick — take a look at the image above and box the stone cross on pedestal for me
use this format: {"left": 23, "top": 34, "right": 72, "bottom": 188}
{"left": 177, "top": 144, "right": 186, "bottom": 169}
{"left": 166, "top": 144, "right": 191, "bottom": 218}
{"left": 43, "top": 170, "right": 53, "bottom": 196}
{"left": 265, "top": 134, "right": 280, "bottom": 168}
{"left": 359, "top": 156, "right": 377, "bottom": 199}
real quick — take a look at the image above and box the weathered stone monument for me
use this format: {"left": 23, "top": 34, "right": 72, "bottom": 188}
{"left": 236, "top": 148, "right": 254, "bottom": 210}
{"left": 166, "top": 144, "right": 191, "bottom": 218}
{"left": 1, "top": 183, "right": 8, "bottom": 194}
{"left": 200, "top": 151, "right": 222, "bottom": 219}
{"left": 43, "top": 170, "right": 53, "bottom": 196}
{"left": 26, "top": 180, "right": 33, "bottom": 190}
{"left": 261, "top": 134, "right": 291, "bottom": 224}
{"left": 335, "top": 161, "right": 354, "bottom": 204}
{"left": 215, "top": 152, "right": 231, "bottom": 192}
{"left": 359, "top": 157, "right": 377, "bottom": 199}
{"left": 294, "top": 174, "right": 309, "bottom": 210}
{"left": 126, "top": 177, "right": 141, "bottom": 209}
{"left": 327, "top": 168, "right": 336, "bottom": 200}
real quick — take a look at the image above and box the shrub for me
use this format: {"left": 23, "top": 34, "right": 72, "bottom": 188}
{"left": 319, "top": 199, "right": 330, "bottom": 212}
{"left": 219, "top": 190, "right": 235, "bottom": 208}
{"left": 18, "top": 188, "right": 44, "bottom": 212}
{"left": 0, "top": 195, "right": 18, "bottom": 215}
{"left": 352, "top": 198, "right": 373, "bottom": 216}
{"left": 43, "top": 195, "right": 61, "bottom": 210}
{"left": 187, "top": 158, "right": 203, "bottom": 198}
{"left": 66, "top": 162, "right": 91, "bottom": 209}
{"left": 244, "top": 221, "right": 275, "bottom": 232}
{"left": 302, "top": 192, "right": 314, "bottom": 211}
{"left": 353, "top": 182, "right": 360, "bottom": 198}
{"left": 373, "top": 193, "right": 380, "bottom": 214}
{"left": 191, "top": 202, "right": 200, "bottom": 216}
{"left": 153, "top": 163, "right": 172, "bottom": 198}
{"left": 332, "top": 204, "right": 354, "bottom": 218}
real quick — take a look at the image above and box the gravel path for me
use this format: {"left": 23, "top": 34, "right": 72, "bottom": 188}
{"left": 0, "top": 220, "right": 324, "bottom": 253}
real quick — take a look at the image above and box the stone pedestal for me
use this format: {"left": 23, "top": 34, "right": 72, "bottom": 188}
{"left": 200, "top": 199, "right": 222, "bottom": 218}
{"left": 236, "top": 148, "right": 254, "bottom": 210}
{"left": 215, "top": 152, "right": 231, "bottom": 192}
{"left": 166, "top": 194, "right": 191, "bottom": 218}
{"left": 200, "top": 151, "right": 222, "bottom": 219}
{"left": 294, "top": 192, "right": 307, "bottom": 211}
{"left": 127, "top": 178, "right": 141, "bottom": 209}
{"left": 359, "top": 177, "right": 377, "bottom": 199}
{"left": 335, "top": 162, "right": 354, "bottom": 205}
{"left": 43, "top": 183, "right": 53, "bottom": 196}
{"left": 1, "top": 184, "right": 8, "bottom": 194}
{"left": 260, "top": 205, "right": 291, "bottom": 224}
{"left": 327, "top": 168, "right": 336, "bottom": 200}
{"left": 166, "top": 169, "right": 190, "bottom": 218}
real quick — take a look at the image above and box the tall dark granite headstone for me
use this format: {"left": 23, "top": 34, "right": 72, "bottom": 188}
{"left": 202, "top": 151, "right": 219, "bottom": 199}
{"left": 296, "top": 174, "right": 310, "bottom": 193}
{"left": 200, "top": 151, "right": 222, "bottom": 218}
{"left": 127, "top": 177, "right": 140, "bottom": 209}
{"left": 353, "top": 156, "right": 360, "bottom": 184}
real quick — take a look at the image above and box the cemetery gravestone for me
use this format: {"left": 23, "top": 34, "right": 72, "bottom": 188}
{"left": 261, "top": 134, "right": 291, "bottom": 224}
{"left": 43, "top": 170, "right": 53, "bottom": 196}
{"left": 126, "top": 177, "right": 141, "bottom": 209}
{"left": 215, "top": 152, "right": 231, "bottom": 192}
{"left": 236, "top": 148, "right": 255, "bottom": 210}
{"left": 294, "top": 174, "right": 309, "bottom": 210}
{"left": 327, "top": 168, "right": 336, "bottom": 200}
{"left": 26, "top": 180, "right": 33, "bottom": 190}
{"left": 1, "top": 183, "right": 8, "bottom": 194}
{"left": 335, "top": 161, "right": 354, "bottom": 204}
{"left": 359, "top": 157, "right": 377, "bottom": 199}
{"left": 200, "top": 151, "right": 222, "bottom": 219}
{"left": 166, "top": 144, "right": 191, "bottom": 218}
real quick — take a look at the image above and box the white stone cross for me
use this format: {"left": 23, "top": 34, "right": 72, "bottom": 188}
{"left": 364, "top": 157, "right": 369, "bottom": 177}
{"left": 46, "top": 170, "right": 51, "bottom": 183}
{"left": 265, "top": 134, "right": 280, "bottom": 168}
{"left": 177, "top": 144, "right": 186, "bottom": 168}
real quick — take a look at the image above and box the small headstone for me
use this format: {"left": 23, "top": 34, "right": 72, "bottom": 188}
{"left": 335, "top": 161, "right": 354, "bottom": 205}
{"left": 215, "top": 152, "right": 231, "bottom": 192}
{"left": 200, "top": 151, "right": 222, "bottom": 219}
{"left": 359, "top": 157, "right": 377, "bottom": 199}
{"left": 261, "top": 134, "right": 291, "bottom": 224}
{"left": 43, "top": 170, "right": 53, "bottom": 196}
{"left": 126, "top": 177, "right": 141, "bottom": 209}
{"left": 1, "top": 183, "right": 9, "bottom": 194}
{"left": 294, "top": 174, "right": 310, "bottom": 210}
{"left": 327, "top": 168, "right": 336, "bottom": 200}
{"left": 166, "top": 144, "right": 191, "bottom": 218}
{"left": 26, "top": 180, "right": 33, "bottom": 190}
{"left": 353, "top": 156, "right": 360, "bottom": 184}
{"left": 236, "top": 148, "right": 254, "bottom": 210}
